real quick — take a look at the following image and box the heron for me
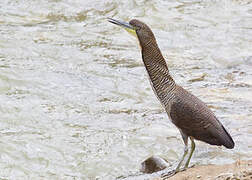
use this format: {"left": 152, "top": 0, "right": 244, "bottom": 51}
{"left": 108, "top": 18, "right": 234, "bottom": 173}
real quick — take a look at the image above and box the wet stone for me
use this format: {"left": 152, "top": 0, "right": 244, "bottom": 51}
{"left": 140, "top": 156, "right": 170, "bottom": 174}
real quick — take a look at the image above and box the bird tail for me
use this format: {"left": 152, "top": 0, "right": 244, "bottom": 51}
{"left": 220, "top": 125, "right": 235, "bottom": 149}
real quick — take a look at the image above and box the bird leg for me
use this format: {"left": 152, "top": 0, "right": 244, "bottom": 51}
{"left": 175, "top": 131, "right": 188, "bottom": 172}
{"left": 184, "top": 137, "right": 195, "bottom": 169}
{"left": 175, "top": 145, "right": 188, "bottom": 172}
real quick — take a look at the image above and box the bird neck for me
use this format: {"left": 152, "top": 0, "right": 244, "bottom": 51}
{"left": 141, "top": 40, "right": 167, "bottom": 69}
{"left": 140, "top": 40, "right": 174, "bottom": 83}
{"left": 140, "top": 39, "right": 176, "bottom": 105}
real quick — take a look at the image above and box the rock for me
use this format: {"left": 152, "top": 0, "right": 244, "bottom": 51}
{"left": 140, "top": 156, "right": 170, "bottom": 174}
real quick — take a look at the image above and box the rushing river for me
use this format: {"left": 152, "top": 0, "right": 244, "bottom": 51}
{"left": 0, "top": 0, "right": 252, "bottom": 179}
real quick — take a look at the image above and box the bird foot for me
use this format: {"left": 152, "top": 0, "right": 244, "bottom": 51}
{"left": 183, "top": 164, "right": 195, "bottom": 170}
{"left": 175, "top": 167, "right": 187, "bottom": 173}
{"left": 161, "top": 164, "right": 196, "bottom": 179}
{"left": 175, "top": 164, "right": 195, "bottom": 173}
{"left": 161, "top": 170, "right": 176, "bottom": 179}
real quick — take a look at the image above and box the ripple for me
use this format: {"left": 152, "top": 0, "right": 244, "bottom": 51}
{"left": 0, "top": 0, "right": 251, "bottom": 179}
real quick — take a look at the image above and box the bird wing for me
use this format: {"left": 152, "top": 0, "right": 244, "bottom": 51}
{"left": 169, "top": 86, "right": 234, "bottom": 148}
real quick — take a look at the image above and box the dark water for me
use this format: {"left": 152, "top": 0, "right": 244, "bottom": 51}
{"left": 0, "top": 0, "right": 251, "bottom": 179}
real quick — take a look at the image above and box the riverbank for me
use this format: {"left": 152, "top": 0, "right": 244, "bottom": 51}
{"left": 163, "top": 160, "right": 252, "bottom": 180}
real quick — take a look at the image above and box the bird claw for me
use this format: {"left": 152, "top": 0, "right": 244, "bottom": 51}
{"left": 175, "top": 164, "right": 195, "bottom": 174}
{"left": 161, "top": 169, "right": 176, "bottom": 179}
{"left": 183, "top": 163, "right": 195, "bottom": 170}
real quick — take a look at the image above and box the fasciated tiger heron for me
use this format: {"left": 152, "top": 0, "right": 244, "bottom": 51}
{"left": 108, "top": 18, "right": 234, "bottom": 173}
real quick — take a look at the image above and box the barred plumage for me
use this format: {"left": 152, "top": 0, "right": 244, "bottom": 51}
{"left": 108, "top": 18, "right": 234, "bottom": 174}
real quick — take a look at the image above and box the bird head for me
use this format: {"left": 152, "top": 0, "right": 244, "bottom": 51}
{"left": 108, "top": 18, "right": 156, "bottom": 48}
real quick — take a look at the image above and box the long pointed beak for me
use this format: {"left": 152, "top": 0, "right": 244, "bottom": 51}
{"left": 107, "top": 18, "right": 135, "bottom": 30}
